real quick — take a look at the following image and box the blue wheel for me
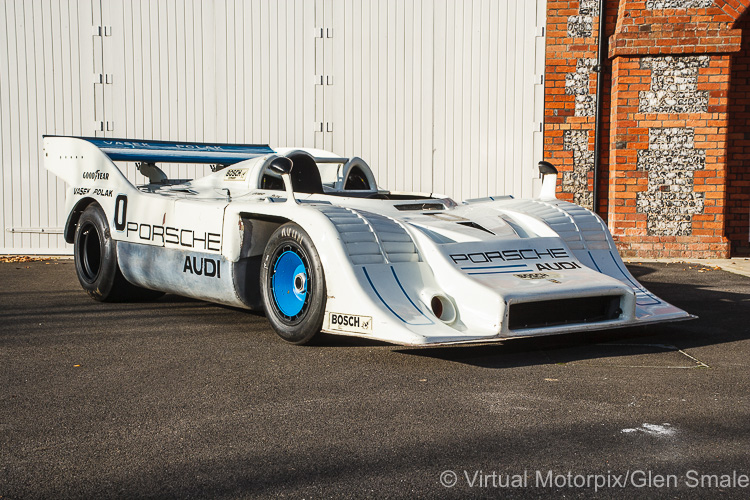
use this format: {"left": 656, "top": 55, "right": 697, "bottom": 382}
{"left": 261, "top": 223, "right": 326, "bottom": 344}
{"left": 271, "top": 250, "right": 309, "bottom": 319}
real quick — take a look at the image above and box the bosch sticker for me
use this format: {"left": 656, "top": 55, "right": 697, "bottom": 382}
{"left": 514, "top": 272, "right": 551, "bottom": 280}
{"left": 224, "top": 168, "right": 248, "bottom": 181}
{"left": 327, "top": 313, "right": 373, "bottom": 334}
{"left": 515, "top": 272, "right": 564, "bottom": 284}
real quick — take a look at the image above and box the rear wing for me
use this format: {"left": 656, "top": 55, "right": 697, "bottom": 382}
{"left": 43, "top": 135, "right": 275, "bottom": 165}
{"left": 42, "top": 136, "right": 278, "bottom": 243}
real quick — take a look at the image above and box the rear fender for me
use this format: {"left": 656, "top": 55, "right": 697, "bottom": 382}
{"left": 43, "top": 136, "right": 140, "bottom": 242}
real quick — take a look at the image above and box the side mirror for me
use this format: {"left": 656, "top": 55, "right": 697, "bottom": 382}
{"left": 268, "top": 157, "right": 293, "bottom": 175}
{"left": 266, "top": 156, "right": 297, "bottom": 204}
{"left": 538, "top": 160, "right": 558, "bottom": 176}
{"left": 537, "top": 161, "right": 558, "bottom": 201}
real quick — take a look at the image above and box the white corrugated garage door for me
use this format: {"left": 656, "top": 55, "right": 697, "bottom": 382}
{"left": 0, "top": 0, "right": 546, "bottom": 254}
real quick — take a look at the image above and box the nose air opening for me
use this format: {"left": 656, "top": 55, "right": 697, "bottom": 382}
{"left": 431, "top": 295, "right": 457, "bottom": 324}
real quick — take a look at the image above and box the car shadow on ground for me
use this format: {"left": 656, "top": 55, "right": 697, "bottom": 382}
{"left": 5, "top": 262, "right": 745, "bottom": 368}
{"left": 391, "top": 263, "right": 750, "bottom": 369}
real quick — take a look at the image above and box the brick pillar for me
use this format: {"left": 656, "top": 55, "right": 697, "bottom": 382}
{"left": 607, "top": 0, "right": 742, "bottom": 258}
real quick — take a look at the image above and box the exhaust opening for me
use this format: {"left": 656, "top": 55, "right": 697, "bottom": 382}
{"left": 430, "top": 295, "right": 456, "bottom": 324}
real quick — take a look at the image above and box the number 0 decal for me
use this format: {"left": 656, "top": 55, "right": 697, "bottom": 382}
{"left": 114, "top": 195, "right": 127, "bottom": 231}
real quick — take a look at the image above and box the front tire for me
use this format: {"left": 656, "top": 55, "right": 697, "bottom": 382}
{"left": 74, "top": 203, "right": 163, "bottom": 302}
{"left": 260, "top": 223, "right": 326, "bottom": 344}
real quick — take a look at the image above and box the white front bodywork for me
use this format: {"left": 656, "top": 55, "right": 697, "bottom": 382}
{"left": 44, "top": 137, "right": 692, "bottom": 346}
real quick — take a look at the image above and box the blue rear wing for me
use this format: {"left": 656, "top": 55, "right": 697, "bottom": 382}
{"left": 44, "top": 136, "right": 275, "bottom": 165}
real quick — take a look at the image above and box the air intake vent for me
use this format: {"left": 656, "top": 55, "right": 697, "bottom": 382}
{"left": 394, "top": 202, "right": 446, "bottom": 211}
{"left": 508, "top": 296, "right": 622, "bottom": 331}
{"left": 457, "top": 221, "right": 494, "bottom": 235}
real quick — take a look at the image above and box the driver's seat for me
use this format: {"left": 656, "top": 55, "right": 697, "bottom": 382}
{"left": 285, "top": 152, "right": 324, "bottom": 194}
{"left": 258, "top": 151, "right": 325, "bottom": 194}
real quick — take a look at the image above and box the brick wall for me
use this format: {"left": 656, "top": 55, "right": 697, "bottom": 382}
{"left": 545, "top": 0, "right": 748, "bottom": 258}
{"left": 609, "top": 53, "right": 733, "bottom": 258}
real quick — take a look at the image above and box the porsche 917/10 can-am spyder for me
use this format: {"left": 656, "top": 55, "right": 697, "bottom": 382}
{"left": 43, "top": 136, "right": 692, "bottom": 345}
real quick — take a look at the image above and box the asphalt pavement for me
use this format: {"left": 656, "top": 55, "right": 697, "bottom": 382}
{"left": 1, "top": 260, "right": 749, "bottom": 499}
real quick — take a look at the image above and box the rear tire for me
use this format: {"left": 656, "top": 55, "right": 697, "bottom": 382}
{"left": 260, "top": 223, "right": 326, "bottom": 344}
{"left": 74, "top": 203, "right": 164, "bottom": 302}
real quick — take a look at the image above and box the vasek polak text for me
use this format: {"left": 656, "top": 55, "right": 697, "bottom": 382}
{"left": 450, "top": 247, "right": 583, "bottom": 272}
{"left": 73, "top": 187, "right": 112, "bottom": 197}
{"left": 101, "top": 140, "right": 227, "bottom": 151}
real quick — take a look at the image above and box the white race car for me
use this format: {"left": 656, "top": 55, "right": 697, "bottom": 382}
{"left": 44, "top": 136, "right": 692, "bottom": 345}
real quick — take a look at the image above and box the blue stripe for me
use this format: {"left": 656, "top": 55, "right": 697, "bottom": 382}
{"left": 609, "top": 252, "right": 661, "bottom": 306}
{"left": 587, "top": 251, "right": 603, "bottom": 272}
{"left": 57, "top": 136, "right": 275, "bottom": 164}
{"left": 460, "top": 264, "right": 528, "bottom": 270}
{"left": 467, "top": 270, "right": 529, "bottom": 275}
{"left": 362, "top": 267, "right": 408, "bottom": 323}
{"left": 390, "top": 267, "right": 434, "bottom": 325}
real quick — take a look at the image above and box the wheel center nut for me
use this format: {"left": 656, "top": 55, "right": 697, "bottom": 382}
{"left": 294, "top": 273, "right": 306, "bottom": 293}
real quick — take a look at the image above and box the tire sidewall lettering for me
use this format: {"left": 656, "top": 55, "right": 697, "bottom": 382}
{"left": 260, "top": 222, "right": 326, "bottom": 344}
